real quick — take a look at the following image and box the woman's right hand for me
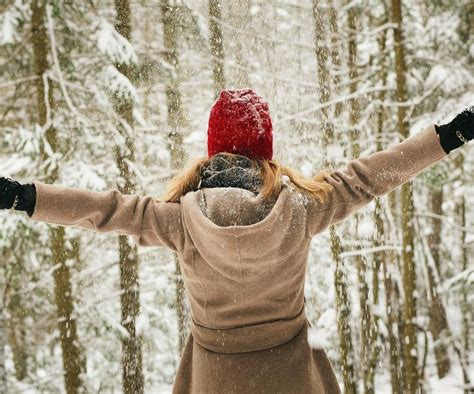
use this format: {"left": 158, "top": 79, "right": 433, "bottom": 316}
{"left": 435, "top": 106, "right": 474, "bottom": 153}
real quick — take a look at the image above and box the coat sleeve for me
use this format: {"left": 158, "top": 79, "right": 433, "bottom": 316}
{"left": 306, "top": 124, "right": 449, "bottom": 237}
{"left": 29, "top": 181, "right": 185, "bottom": 251}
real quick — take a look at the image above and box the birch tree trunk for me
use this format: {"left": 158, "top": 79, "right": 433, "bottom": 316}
{"left": 161, "top": 0, "right": 188, "bottom": 356}
{"left": 113, "top": 1, "right": 144, "bottom": 392}
{"left": 390, "top": 0, "right": 419, "bottom": 391}
{"left": 209, "top": 0, "right": 225, "bottom": 97}
{"left": 31, "top": 2, "right": 85, "bottom": 392}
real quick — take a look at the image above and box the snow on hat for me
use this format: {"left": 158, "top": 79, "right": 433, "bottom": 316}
{"left": 207, "top": 88, "right": 273, "bottom": 160}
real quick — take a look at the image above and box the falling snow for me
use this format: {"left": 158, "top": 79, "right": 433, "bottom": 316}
{"left": 0, "top": 0, "right": 473, "bottom": 393}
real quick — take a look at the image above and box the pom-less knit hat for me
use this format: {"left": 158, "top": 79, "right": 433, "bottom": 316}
{"left": 207, "top": 88, "right": 273, "bottom": 160}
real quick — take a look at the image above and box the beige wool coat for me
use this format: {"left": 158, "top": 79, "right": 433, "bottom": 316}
{"left": 29, "top": 124, "right": 448, "bottom": 393}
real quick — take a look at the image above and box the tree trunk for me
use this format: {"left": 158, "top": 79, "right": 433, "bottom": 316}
{"left": 174, "top": 258, "right": 187, "bottom": 356}
{"left": 328, "top": 2, "right": 342, "bottom": 117}
{"left": 113, "top": 1, "right": 144, "bottom": 393}
{"left": 312, "top": 0, "right": 331, "bottom": 137}
{"left": 7, "top": 298, "right": 27, "bottom": 380}
{"left": 52, "top": 230, "right": 86, "bottom": 393}
{"left": 383, "top": 259, "right": 404, "bottom": 394}
{"left": 31, "top": 2, "right": 85, "bottom": 392}
{"left": 375, "top": 20, "right": 402, "bottom": 394}
{"left": 454, "top": 153, "right": 472, "bottom": 393}
{"left": 313, "top": 2, "right": 356, "bottom": 392}
{"left": 426, "top": 187, "right": 451, "bottom": 378}
{"left": 390, "top": 0, "right": 419, "bottom": 391}
{"left": 161, "top": 0, "right": 188, "bottom": 355}
{"left": 228, "top": 0, "right": 250, "bottom": 87}
{"left": 209, "top": 0, "right": 225, "bottom": 97}
{"left": 332, "top": 227, "right": 357, "bottom": 394}
{"left": 346, "top": 5, "right": 375, "bottom": 392}
{"left": 455, "top": 5, "right": 473, "bottom": 391}
{"left": 4, "top": 247, "right": 28, "bottom": 381}
{"left": 0, "top": 306, "right": 6, "bottom": 393}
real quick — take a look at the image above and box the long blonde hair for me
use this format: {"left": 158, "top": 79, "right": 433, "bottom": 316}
{"left": 156, "top": 152, "right": 334, "bottom": 203}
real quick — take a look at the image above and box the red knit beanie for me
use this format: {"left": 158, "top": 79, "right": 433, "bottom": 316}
{"left": 207, "top": 89, "right": 273, "bottom": 160}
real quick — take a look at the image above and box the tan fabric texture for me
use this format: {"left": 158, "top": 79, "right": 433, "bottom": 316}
{"left": 29, "top": 124, "right": 448, "bottom": 393}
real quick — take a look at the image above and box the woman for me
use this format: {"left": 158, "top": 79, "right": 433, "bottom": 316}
{"left": 1, "top": 89, "right": 473, "bottom": 393}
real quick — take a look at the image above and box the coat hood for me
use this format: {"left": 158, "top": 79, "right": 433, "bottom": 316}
{"left": 180, "top": 182, "right": 310, "bottom": 283}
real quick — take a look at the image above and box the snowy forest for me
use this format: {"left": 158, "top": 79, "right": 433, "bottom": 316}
{"left": 0, "top": 0, "right": 473, "bottom": 393}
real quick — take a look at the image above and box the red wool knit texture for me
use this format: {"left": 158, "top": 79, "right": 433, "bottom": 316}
{"left": 207, "top": 88, "right": 273, "bottom": 160}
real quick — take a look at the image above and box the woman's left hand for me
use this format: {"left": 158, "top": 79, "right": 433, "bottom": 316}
{"left": 0, "top": 177, "right": 36, "bottom": 215}
{"left": 0, "top": 177, "right": 22, "bottom": 210}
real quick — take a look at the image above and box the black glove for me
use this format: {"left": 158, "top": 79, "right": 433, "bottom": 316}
{"left": 435, "top": 106, "right": 474, "bottom": 154}
{"left": 0, "top": 177, "right": 36, "bottom": 217}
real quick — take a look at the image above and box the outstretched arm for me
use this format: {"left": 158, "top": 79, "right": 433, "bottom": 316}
{"left": 1, "top": 179, "right": 184, "bottom": 250}
{"left": 306, "top": 107, "right": 473, "bottom": 237}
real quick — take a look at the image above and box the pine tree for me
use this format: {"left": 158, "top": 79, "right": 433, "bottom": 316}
{"left": 426, "top": 183, "right": 451, "bottom": 378}
{"left": 346, "top": 4, "right": 376, "bottom": 392}
{"left": 112, "top": 1, "right": 144, "bottom": 392}
{"left": 312, "top": 1, "right": 356, "bottom": 392}
{"left": 0, "top": 305, "right": 6, "bottom": 392}
{"left": 160, "top": 0, "right": 188, "bottom": 355}
{"left": 31, "top": 2, "right": 86, "bottom": 392}
{"left": 374, "top": 12, "right": 403, "bottom": 393}
{"left": 390, "top": 0, "right": 418, "bottom": 391}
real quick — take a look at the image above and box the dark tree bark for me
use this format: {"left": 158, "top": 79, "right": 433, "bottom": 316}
{"left": 375, "top": 19, "right": 403, "bottom": 394}
{"left": 7, "top": 296, "right": 27, "bottom": 381}
{"left": 426, "top": 187, "right": 451, "bottom": 378}
{"left": 332, "top": 230, "right": 357, "bottom": 394}
{"left": 454, "top": 153, "right": 472, "bottom": 393}
{"left": 390, "top": 0, "right": 418, "bottom": 391}
{"left": 113, "top": 1, "right": 144, "bottom": 392}
{"left": 455, "top": 5, "right": 473, "bottom": 391}
{"left": 312, "top": 1, "right": 356, "bottom": 392}
{"left": 312, "top": 0, "right": 331, "bottom": 137}
{"left": 0, "top": 306, "right": 6, "bottom": 393}
{"left": 31, "top": 2, "right": 86, "bottom": 392}
{"left": 161, "top": 0, "right": 188, "bottom": 355}
{"left": 346, "top": 5, "right": 374, "bottom": 393}
{"left": 328, "top": 2, "right": 343, "bottom": 117}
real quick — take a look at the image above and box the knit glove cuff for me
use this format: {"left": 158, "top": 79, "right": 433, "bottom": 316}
{"left": 18, "top": 184, "right": 36, "bottom": 217}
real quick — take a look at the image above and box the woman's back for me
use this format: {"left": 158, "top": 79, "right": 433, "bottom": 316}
{"left": 180, "top": 182, "right": 311, "bottom": 346}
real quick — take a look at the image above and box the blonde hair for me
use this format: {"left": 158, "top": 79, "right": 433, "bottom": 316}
{"left": 156, "top": 152, "right": 334, "bottom": 203}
